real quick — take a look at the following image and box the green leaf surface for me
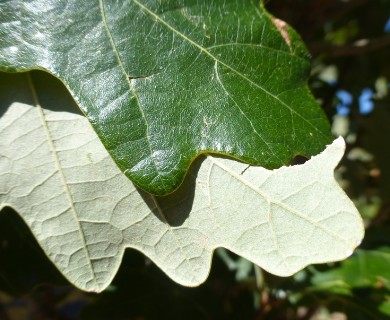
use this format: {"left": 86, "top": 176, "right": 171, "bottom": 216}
{"left": 379, "top": 300, "right": 390, "bottom": 316}
{"left": 0, "top": 0, "right": 332, "bottom": 194}
{"left": 311, "top": 248, "right": 390, "bottom": 291}
{"left": 0, "top": 72, "right": 362, "bottom": 292}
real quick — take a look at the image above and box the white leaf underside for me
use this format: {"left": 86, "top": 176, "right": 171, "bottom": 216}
{"left": 0, "top": 99, "right": 364, "bottom": 292}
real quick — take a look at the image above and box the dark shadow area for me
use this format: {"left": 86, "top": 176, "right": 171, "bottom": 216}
{"left": 138, "top": 155, "right": 204, "bottom": 227}
{"left": 0, "top": 208, "right": 90, "bottom": 320}
{"left": 81, "top": 247, "right": 254, "bottom": 320}
{"left": 0, "top": 70, "right": 83, "bottom": 118}
{"left": 0, "top": 206, "right": 70, "bottom": 295}
{"left": 290, "top": 155, "right": 309, "bottom": 166}
{"left": 30, "top": 71, "right": 83, "bottom": 115}
{"left": 0, "top": 72, "right": 32, "bottom": 118}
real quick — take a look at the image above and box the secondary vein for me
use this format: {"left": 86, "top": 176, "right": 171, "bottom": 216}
{"left": 132, "top": 0, "right": 327, "bottom": 138}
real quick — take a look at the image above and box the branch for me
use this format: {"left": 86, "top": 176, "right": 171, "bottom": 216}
{"left": 309, "top": 36, "right": 390, "bottom": 57}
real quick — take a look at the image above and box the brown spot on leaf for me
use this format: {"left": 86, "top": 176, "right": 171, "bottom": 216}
{"left": 272, "top": 18, "right": 291, "bottom": 49}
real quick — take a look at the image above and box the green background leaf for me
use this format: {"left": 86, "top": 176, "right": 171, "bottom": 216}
{"left": 0, "top": 0, "right": 332, "bottom": 194}
{"left": 309, "top": 248, "right": 390, "bottom": 318}
{"left": 311, "top": 248, "right": 390, "bottom": 291}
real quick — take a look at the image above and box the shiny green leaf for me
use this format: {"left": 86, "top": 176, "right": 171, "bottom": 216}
{"left": 0, "top": 0, "right": 331, "bottom": 194}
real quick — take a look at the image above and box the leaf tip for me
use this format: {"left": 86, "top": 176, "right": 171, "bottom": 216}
{"left": 332, "top": 135, "right": 346, "bottom": 149}
{"left": 314, "top": 136, "right": 346, "bottom": 170}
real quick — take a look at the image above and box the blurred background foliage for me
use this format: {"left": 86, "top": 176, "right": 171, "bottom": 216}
{"left": 1, "top": 0, "right": 390, "bottom": 319}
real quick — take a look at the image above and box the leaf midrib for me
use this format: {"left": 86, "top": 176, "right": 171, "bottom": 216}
{"left": 99, "top": 0, "right": 169, "bottom": 192}
{"left": 26, "top": 73, "right": 98, "bottom": 288}
{"left": 207, "top": 155, "right": 347, "bottom": 244}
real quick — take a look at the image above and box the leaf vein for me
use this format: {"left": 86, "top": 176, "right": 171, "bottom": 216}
{"left": 99, "top": 0, "right": 169, "bottom": 192}
{"left": 25, "top": 73, "right": 98, "bottom": 287}
{"left": 132, "top": 0, "right": 326, "bottom": 138}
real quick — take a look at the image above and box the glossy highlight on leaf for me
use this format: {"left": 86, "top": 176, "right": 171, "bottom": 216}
{"left": 0, "top": 72, "right": 362, "bottom": 292}
{"left": 0, "top": 0, "right": 332, "bottom": 194}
